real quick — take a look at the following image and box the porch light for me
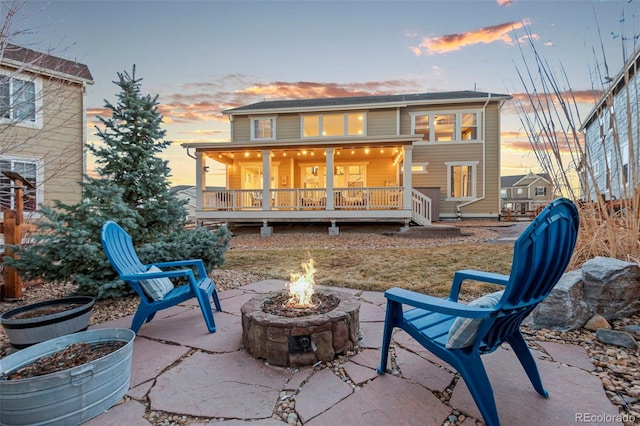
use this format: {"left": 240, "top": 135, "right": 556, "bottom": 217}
{"left": 365, "top": 148, "right": 370, "bottom": 154}
{"left": 244, "top": 152, "right": 250, "bottom": 158}
{"left": 351, "top": 150, "right": 355, "bottom": 155}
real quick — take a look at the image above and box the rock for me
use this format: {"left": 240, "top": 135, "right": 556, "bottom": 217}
{"left": 524, "top": 270, "right": 591, "bottom": 330}
{"left": 623, "top": 325, "right": 640, "bottom": 339}
{"left": 595, "top": 329, "right": 638, "bottom": 349}
{"left": 287, "top": 412, "right": 298, "bottom": 425}
{"left": 584, "top": 314, "right": 611, "bottom": 331}
{"left": 582, "top": 257, "right": 640, "bottom": 320}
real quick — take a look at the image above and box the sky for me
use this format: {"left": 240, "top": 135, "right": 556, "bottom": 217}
{"left": 7, "top": 0, "right": 639, "bottom": 186}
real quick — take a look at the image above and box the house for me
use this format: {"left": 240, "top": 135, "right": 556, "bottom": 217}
{"left": 500, "top": 172, "right": 554, "bottom": 218}
{"left": 182, "top": 90, "right": 511, "bottom": 234}
{"left": 581, "top": 46, "right": 640, "bottom": 201}
{"left": 0, "top": 44, "right": 93, "bottom": 218}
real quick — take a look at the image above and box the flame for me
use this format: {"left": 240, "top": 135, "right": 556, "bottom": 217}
{"left": 286, "top": 257, "right": 316, "bottom": 308}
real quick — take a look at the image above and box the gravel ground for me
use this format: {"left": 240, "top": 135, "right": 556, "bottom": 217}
{"left": 1, "top": 223, "right": 638, "bottom": 425}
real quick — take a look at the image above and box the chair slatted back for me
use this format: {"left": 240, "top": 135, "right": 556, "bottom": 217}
{"left": 101, "top": 221, "right": 147, "bottom": 277}
{"left": 478, "top": 198, "right": 579, "bottom": 353}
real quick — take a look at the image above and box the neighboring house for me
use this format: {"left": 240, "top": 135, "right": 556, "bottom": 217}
{"left": 581, "top": 46, "right": 640, "bottom": 201}
{"left": 0, "top": 44, "right": 93, "bottom": 219}
{"left": 182, "top": 90, "right": 511, "bottom": 234}
{"left": 500, "top": 172, "right": 554, "bottom": 215}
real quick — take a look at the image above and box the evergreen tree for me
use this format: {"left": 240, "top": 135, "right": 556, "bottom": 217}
{"left": 5, "top": 67, "right": 231, "bottom": 298}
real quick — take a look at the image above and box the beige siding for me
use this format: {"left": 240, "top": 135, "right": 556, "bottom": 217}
{"left": 275, "top": 113, "right": 299, "bottom": 140}
{"left": 2, "top": 75, "right": 85, "bottom": 206}
{"left": 232, "top": 116, "right": 251, "bottom": 141}
{"left": 366, "top": 109, "right": 397, "bottom": 136}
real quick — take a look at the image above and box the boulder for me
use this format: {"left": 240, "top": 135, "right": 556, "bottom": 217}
{"left": 524, "top": 270, "right": 591, "bottom": 331}
{"left": 581, "top": 256, "right": 640, "bottom": 320}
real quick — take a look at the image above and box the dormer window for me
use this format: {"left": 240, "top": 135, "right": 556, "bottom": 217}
{"left": 251, "top": 117, "right": 275, "bottom": 140}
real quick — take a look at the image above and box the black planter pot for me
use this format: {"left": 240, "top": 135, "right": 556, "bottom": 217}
{"left": 0, "top": 296, "right": 95, "bottom": 348}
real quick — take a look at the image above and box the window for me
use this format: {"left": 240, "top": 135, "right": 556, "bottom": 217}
{"left": 302, "top": 112, "right": 365, "bottom": 138}
{"left": 251, "top": 117, "right": 275, "bottom": 140}
{"left": 461, "top": 113, "right": 478, "bottom": 140}
{"left": 412, "top": 111, "right": 480, "bottom": 142}
{"left": 0, "top": 74, "right": 38, "bottom": 125}
{"left": 434, "top": 114, "right": 455, "bottom": 141}
{"left": 535, "top": 186, "right": 547, "bottom": 196}
{"left": 446, "top": 161, "right": 477, "bottom": 199}
{"left": 0, "top": 158, "right": 40, "bottom": 212}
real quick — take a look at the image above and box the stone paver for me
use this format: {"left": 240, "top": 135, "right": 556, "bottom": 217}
{"left": 450, "top": 347, "right": 622, "bottom": 426}
{"left": 149, "top": 351, "right": 288, "bottom": 419}
{"left": 306, "top": 374, "right": 451, "bottom": 426}
{"left": 89, "top": 280, "right": 622, "bottom": 426}
{"left": 539, "top": 340, "right": 596, "bottom": 371}
{"left": 85, "top": 400, "right": 150, "bottom": 425}
{"left": 395, "top": 347, "right": 455, "bottom": 393}
{"left": 295, "top": 368, "right": 353, "bottom": 422}
{"left": 128, "top": 337, "right": 190, "bottom": 388}
{"left": 343, "top": 360, "right": 378, "bottom": 385}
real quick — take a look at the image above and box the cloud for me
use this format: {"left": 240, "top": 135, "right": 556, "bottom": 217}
{"left": 503, "top": 89, "right": 603, "bottom": 115}
{"left": 87, "top": 76, "right": 425, "bottom": 125}
{"left": 411, "top": 20, "right": 530, "bottom": 55}
{"left": 496, "top": 0, "right": 514, "bottom": 6}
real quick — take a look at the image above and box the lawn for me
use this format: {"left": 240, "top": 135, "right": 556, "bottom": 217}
{"left": 223, "top": 242, "right": 513, "bottom": 298}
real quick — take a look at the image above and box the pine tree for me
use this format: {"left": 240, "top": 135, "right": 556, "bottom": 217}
{"left": 4, "top": 67, "right": 231, "bottom": 298}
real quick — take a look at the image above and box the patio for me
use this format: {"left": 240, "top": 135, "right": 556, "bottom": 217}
{"left": 87, "top": 279, "right": 622, "bottom": 426}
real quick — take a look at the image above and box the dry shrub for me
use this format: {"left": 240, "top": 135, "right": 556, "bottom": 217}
{"left": 570, "top": 191, "right": 640, "bottom": 269}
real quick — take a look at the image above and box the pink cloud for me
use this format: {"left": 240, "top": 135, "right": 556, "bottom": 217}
{"left": 411, "top": 20, "right": 530, "bottom": 55}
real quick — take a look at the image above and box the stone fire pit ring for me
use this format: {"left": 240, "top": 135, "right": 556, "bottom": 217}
{"left": 241, "top": 288, "right": 360, "bottom": 367}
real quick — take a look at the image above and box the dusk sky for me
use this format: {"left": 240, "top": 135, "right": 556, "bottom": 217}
{"left": 10, "top": 0, "right": 638, "bottom": 186}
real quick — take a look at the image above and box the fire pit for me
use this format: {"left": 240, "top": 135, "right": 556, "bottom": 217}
{"left": 241, "top": 258, "right": 360, "bottom": 367}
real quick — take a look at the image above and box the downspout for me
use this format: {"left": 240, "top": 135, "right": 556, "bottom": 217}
{"left": 82, "top": 82, "right": 88, "bottom": 184}
{"left": 456, "top": 94, "right": 492, "bottom": 217}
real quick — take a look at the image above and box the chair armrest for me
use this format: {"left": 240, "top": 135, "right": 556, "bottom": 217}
{"left": 449, "top": 270, "right": 509, "bottom": 301}
{"left": 385, "top": 287, "right": 494, "bottom": 319}
{"left": 121, "top": 268, "right": 194, "bottom": 282}
{"left": 145, "top": 259, "right": 207, "bottom": 279}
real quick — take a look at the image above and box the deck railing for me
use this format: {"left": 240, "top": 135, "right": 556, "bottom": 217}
{"left": 202, "top": 187, "right": 405, "bottom": 211}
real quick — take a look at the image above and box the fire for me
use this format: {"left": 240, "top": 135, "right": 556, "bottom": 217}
{"left": 286, "top": 257, "right": 316, "bottom": 308}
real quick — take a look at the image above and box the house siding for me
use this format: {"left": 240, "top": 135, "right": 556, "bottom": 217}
{"left": 1, "top": 72, "right": 85, "bottom": 206}
{"left": 366, "top": 109, "right": 397, "bottom": 136}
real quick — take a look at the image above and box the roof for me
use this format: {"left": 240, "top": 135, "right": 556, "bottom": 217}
{"left": 1, "top": 43, "right": 93, "bottom": 83}
{"left": 501, "top": 173, "right": 550, "bottom": 188}
{"left": 224, "top": 90, "right": 512, "bottom": 115}
{"left": 581, "top": 45, "right": 640, "bottom": 130}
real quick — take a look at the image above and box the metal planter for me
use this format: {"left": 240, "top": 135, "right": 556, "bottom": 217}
{"left": 0, "top": 296, "right": 95, "bottom": 348}
{"left": 0, "top": 328, "right": 135, "bottom": 425}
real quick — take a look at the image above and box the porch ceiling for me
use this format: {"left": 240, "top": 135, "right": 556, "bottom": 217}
{"left": 207, "top": 145, "right": 402, "bottom": 164}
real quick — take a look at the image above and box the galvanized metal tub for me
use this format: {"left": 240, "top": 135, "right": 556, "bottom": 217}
{"left": 0, "top": 296, "right": 95, "bottom": 348}
{"left": 0, "top": 328, "right": 135, "bottom": 425}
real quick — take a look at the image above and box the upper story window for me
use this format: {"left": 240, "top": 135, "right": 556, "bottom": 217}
{"left": 0, "top": 72, "right": 41, "bottom": 128}
{"left": 251, "top": 117, "right": 275, "bottom": 140}
{"left": 535, "top": 186, "right": 547, "bottom": 196}
{"left": 302, "top": 112, "right": 365, "bottom": 138}
{"left": 0, "top": 157, "right": 41, "bottom": 213}
{"left": 411, "top": 111, "right": 480, "bottom": 142}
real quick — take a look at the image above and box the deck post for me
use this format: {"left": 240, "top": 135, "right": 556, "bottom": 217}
{"left": 325, "top": 148, "right": 335, "bottom": 210}
{"left": 403, "top": 145, "right": 413, "bottom": 210}
{"left": 262, "top": 150, "right": 271, "bottom": 210}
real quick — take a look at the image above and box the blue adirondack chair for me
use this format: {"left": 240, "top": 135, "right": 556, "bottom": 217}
{"left": 100, "top": 220, "right": 221, "bottom": 333}
{"left": 378, "top": 198, "right": 579, "bottom": 426}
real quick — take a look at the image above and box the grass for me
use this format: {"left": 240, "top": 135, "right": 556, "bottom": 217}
{"left": 223, "top": 243, "right": 513, "bottom": 299}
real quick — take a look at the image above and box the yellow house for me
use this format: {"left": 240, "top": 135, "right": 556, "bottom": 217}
{"left": 183, "top": 91, "right": 511, "bottom": 235}
{"left": 0, "top": 44, "right": 93, "bottom": 218}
